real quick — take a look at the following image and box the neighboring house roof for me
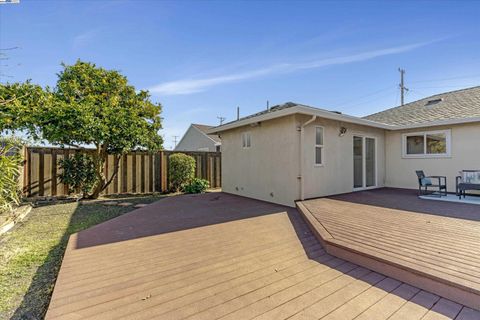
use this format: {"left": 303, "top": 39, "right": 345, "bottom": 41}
{"left": 191, "top": 124, "right": 221, "bottom": 144}
{"left": 364, "top": 86, "right": 480, "bottom": 126}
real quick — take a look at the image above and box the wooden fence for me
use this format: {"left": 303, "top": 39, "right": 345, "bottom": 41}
{"left": 23, "top": 147, "right": 221, "bottom": 197}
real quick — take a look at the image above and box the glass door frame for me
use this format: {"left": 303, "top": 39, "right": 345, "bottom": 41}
{"left": 353, "top": 135, "right": 378, "bottom": 191}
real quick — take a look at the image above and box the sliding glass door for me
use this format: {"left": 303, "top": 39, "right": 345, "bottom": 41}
{"left": 353, "top": 136, "right": 376, "bottom": 189}
{"left": 353, "top": 136, "right": 363, "bottom": 189}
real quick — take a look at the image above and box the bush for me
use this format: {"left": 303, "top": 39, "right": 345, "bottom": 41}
{"left": 0, "top": 138, "right": 23, "bottom": 214}
{"left": 58, "top": 153, "right": 97, "bottom": 198}
{"left": 183, "top": 178, "right": 210, "bottom": 194}
{"left": 168, "top": 153, "right": 195, "bottom": 192}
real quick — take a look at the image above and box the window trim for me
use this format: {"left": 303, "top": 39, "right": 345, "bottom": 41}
{"left": 242, "top": 131, "right": 251, "bottom": 149}
{"left": 402, "top": 129, "right": 451, "bottom": 158}
{"left": 314, "top": 126, "right": 324, "bottom": 166}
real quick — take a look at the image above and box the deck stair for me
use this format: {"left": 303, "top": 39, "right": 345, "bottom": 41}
{"left": 297, "top": 198, "right": 480, "bottom": 311}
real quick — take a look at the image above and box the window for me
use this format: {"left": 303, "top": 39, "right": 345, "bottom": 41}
{"left": 315, "top": 126, "right": 324, "bottom": 165}
{"left": 242, "top": 132, "right": 251, "bottom": 148}
{"left": 403, "top": 130, "right": 450, "bottom": 158}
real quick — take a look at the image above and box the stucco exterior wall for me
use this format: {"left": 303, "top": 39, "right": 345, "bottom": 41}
{"left": 297, "top": 114, "right": 386, "bottom": 200}
{"left": 221, "top": 114, "right": 387, "bottom": 206}
{"left": 384, "top": 123, "right": 480, "bottom": 192}
{"left": 175, "top": 126, "right": 218, "bottom": 152}
{"left": 220, "top": 115, "right": 300, "bottom": 206}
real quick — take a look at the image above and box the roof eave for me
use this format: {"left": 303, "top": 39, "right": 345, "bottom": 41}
{"left": 389, "top": 117, "right": 480, "bottom": 130}
{"left": 207, "top": 105, "right": 394, "bottom": 134}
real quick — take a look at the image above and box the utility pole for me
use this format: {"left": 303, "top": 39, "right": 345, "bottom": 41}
{"left": 172, "top": 135, "right": 179, "bottom": 148}
{"left": 398, "top": 68, "right": 408, "bottom": 106}
{"left": 217, "top": 116, "right": 226, "bottom": 125}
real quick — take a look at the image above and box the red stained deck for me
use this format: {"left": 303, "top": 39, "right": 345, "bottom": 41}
{"left": 298, "top": 188, "right": 480, "bottom": 312}
{"left": 46, "top": 191, "right": 480, "bottom": 319}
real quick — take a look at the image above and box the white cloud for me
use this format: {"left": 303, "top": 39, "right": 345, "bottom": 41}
{"left": 149, "top": 40, "right": 437, "bottom": 96}
{"left": 72, "top": 30, "right": 98, "bottom": 49}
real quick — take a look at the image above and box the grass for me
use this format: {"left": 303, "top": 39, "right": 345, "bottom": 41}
{"left": 0, "top": 194, "right": 166, "bottom": 320}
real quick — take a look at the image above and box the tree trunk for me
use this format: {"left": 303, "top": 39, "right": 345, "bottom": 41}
{"left": 86, "top": 150, "right": 121, "bottom": 199}
{"left": 86, "top": 145, "right": 107, "bottom": 199}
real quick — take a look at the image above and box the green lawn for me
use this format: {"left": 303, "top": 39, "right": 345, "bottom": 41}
{"left": 0, "top": 194, "right": 166, "bottom": 320}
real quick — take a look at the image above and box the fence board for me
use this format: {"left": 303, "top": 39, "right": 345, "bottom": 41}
{"left": 23, "top": 147, "right": 221, "bottom": 197}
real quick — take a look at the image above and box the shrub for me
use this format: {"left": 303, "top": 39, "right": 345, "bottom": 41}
{"left": 0, "top": 138, "right": 23, "bottom": 214}
{"left": 183, "top": 178, "right": 210, "bottom": 194}
{"left": 168, "top": 153, "right": 195, "bottom": 192}
{"left": 58, "top": 153, "right": 97, "bottom": 198}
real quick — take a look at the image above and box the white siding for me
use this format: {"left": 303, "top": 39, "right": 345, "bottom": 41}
{"left": 175, "top": 125, "right": 218, "bottom": 152}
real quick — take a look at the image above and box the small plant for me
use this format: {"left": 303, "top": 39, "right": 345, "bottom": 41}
{"left": 58, "top": 153, "right": 98, "bottom": 198}
{"left": 0, "top": 138, "right": 23, "bottom": 214}
{"left": 168, "top": 153, "right": 195, "bottom": 192}
{"left": 183, "top": 178, "right": 210, "bottom": 194}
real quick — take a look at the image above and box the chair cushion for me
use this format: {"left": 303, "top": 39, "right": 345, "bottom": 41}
{"left": 421, "top": 177, "right": 432, "bottom": 186}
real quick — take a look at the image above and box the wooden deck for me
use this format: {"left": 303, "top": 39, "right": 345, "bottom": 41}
{"left": 46, "top": 192, "right": 480, "bottom": 319}
{"left": 298, "top": 189, "right": 480, "bottom": 312}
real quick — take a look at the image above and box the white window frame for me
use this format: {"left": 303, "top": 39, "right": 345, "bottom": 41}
{"left": 242, "top": 131, "right": 251, "bottom": 149}
{"left": 402, "top": 129, "right": 451, "bottom": 158}
{"left": 314, "top": 126, "right": 324, "bottom": 166}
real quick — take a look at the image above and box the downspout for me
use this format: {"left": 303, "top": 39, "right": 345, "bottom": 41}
{"left": 299, "top": 115, "right": 317, "bottom": 201}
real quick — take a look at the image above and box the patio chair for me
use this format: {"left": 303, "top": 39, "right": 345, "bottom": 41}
{"left": 415, "top": 170, "right": 447, "bottom": 196}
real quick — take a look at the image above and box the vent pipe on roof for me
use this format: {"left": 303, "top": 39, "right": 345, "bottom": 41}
{"left": 237, "top": 106, "right": 240, "bottom": 120}
{"left": 267, "top": 100, "right": 270, "bottom": 111}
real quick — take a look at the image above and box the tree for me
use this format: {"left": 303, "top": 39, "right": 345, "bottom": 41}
{"left": 0, "top": 81, "right": 48, "bottom": 133}
{"left": 36, "top": 60, "right": 163, "bottom": 198}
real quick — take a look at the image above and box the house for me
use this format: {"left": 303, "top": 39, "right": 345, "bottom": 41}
{"left": 209, "top": 86, "right": 480, "bottom": 207}
{"left": 174, "top": 123, "right": 221, "bottom": 152}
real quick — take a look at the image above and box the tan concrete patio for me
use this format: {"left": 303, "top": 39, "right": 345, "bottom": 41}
{"left": 46, "top": 192, "right": 479, "bottom": 319}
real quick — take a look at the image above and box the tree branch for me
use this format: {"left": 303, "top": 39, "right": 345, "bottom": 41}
{"left": 101, "top": 154, "right": 121, "bottom": 192}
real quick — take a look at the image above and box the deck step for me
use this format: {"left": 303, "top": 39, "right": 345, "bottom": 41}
{"left": 296, "top": 200, "right": 480, "bottom": 311}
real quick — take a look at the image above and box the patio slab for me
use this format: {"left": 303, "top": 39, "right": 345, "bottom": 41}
{"left": 420, "top": 194, "right": 480, "bottom": 206}
{"left": 298, "top": 188, "right": 480, "bottom": 311}
{"left": 46, "top": 192, "right": 479, "bottom": 319}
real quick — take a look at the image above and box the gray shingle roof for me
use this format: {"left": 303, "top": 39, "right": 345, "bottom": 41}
{"left": 364, "top": 86, "right": 480, "bottom": 126}
{"left": 217, "top": 102, "right": 299, "bottom": 128}
{"left": 192, "top": 124, "right": 221, "bottom": 143}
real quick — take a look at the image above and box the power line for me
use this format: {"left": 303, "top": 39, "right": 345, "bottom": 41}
{"left": 335, "top": 86, "right": 395, "bottom": 108}
{"left": 410, "top": 74, "right": 480, "bottom": 84}
{"left": 412, "top": 84, "right": 479, "bottom": 89}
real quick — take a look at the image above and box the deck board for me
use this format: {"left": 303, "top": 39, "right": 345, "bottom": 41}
{"left": 299, "top": 189, "right": 480, "bottom": 311}
{"left": 46, "top": 192, "right": 480, "bottom": 319}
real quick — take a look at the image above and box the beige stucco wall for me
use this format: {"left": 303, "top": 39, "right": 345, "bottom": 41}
{"left": 297, "top": 115, "right": 386, "bottom": 200}
{"left": 384, "top": 122, "right": 480, "bottom": 192}
{"left": 175, "top": 126, "right": 218, "bottom": 152}
{"left": 220, "top": 115, "right": 300, "bottom": 206}
{"left": 221, "top": 114, "right": 387, "bottom": 206}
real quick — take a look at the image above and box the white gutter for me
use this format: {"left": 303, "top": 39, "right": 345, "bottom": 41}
{"left": 207, "top": 105, "right": 394, "bottom": 134}
{"left": 299, "top": 115, "right": 316, "bottom": 201}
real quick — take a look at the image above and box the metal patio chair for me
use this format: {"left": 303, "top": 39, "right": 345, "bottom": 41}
{"left": 415, "top": 170, "right": 447, "bottom": 196}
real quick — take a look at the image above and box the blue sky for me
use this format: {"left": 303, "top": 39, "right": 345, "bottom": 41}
{"left": 1, "top": 0, "right": 480, "bottom": 149}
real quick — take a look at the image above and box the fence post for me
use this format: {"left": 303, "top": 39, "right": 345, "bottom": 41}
{"left": 51, "top": 149, "right": 57, "bottom": 196}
